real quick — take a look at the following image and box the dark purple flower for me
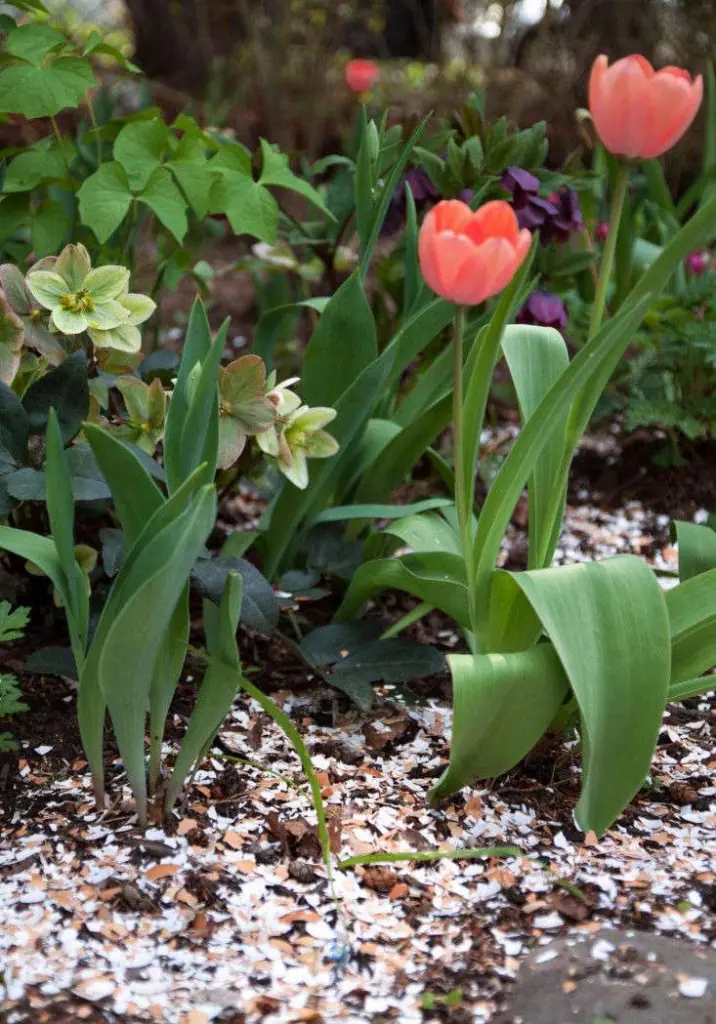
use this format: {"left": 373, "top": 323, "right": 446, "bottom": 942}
{"left": 459, "top": 188, "right": 474, "bottom": 205}
{"left": 381, "top": 168, "right": 440, "bottom": 236}
{"left": 516, "top": 194, "right": 558, "bottom": 232}
{"left": 500, "top": 166, "right": 540, "bottom": 202}
{"left": 595, "top": 221, "right": 609, "bottom": 243}
{"left": 541, "top": 188, "right": 584, "bottom": 244}
{"left": 517, "top": 291, "right": 568, "bottom": 333}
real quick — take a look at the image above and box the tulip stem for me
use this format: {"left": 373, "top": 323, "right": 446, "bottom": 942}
{"left": 452, "top": 308, "right": 477, "bottom": 637}
{"left": 589, "top": 161, "right": 630, "bottom": 340}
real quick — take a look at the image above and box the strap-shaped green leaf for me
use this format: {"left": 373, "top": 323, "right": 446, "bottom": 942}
{"left": 45, "top": 409, "right": 87, "bottom": 654}
{"left": 501, "top": 324, "right": 569, "bottom": 569}
{"left": 148, "top": 586, "right": 190, "bottom": 795}
{"left": 177, "top": 317, "right": 226, "bottom": 489}
{"left": 666, "top": 569, "right": 716, "bottom": 683}
{"left": 163, "top": 298, "right": 212, "bottom": 493}
{"left": 301, "top": 272, "right": 377, "bottom": 409}
{"left": 336, "top": 551, "right": 469, "bottom": 627}
{"left": 494, "top": 556, "right": 670, "bottom": 835}
{"left": 470, "top": 293, "right": 653, "bottom": 647}
{"left": 0, "top": 527, "right": 68, "bottom": 608}
{"left": 429, "top": 644, "right": 569, "bottom": 801}
{"left": 84, "top": 424, "right": 164, "bottom": 547}
{"left": 672, "top": 520, "right": 716, "bottom": 582}
{"left": 164, "top": 572, "right": 243, "bottom": 813}
{"left": 98, "top": 486, "right": 217, "bottom": 824}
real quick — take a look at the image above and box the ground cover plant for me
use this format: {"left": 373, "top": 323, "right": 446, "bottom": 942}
{"left": 0, "top": 3, "right": 715, "bottom": 855}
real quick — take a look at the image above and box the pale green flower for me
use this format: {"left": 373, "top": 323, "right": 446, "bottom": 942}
{"left": 88, "top": 292, "right": 156, "bottom": 354}
{"left": 217, "top": 355, "right": 277, "bottom": 470}
{"left": 26, "top": 244, "right": 130, "bottom": 336}
{"left": 113, "top": 376, "right": 167, "bottom": 455}
{"left": 276, "top": 405, "right": 338, "bottom": 490}
{"left": 256, "top": 372, "right": 301, "bottom": 459}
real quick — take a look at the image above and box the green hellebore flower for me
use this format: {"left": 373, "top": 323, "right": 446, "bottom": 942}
{"left": 113, "top": 376, "right": 167, "bottom": 455}
{"left": 88, "top": 292, "right": 157, "bottom": 354}
{"left": 276, "top": 405, "right": 339, "bottom": 490}
{"left": 26, "top": 243, "right": 130, "bottom": 336}
{"left": 256, "top": 373, "right": 302, "bottom": 459}
{"left": 217, "top": 355, "right": 277, "bottom": 470}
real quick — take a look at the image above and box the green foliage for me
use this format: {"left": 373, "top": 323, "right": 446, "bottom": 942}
{"left": 0, "top": 602, "right": 30, "bottom": 751}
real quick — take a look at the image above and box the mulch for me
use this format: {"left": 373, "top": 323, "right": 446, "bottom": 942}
{"left": 1, "top": 426, "right": 716, "bottom": 1023}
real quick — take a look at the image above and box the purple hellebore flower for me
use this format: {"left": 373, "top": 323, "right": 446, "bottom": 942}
{"left": 517, "top": 291, "right": 568, "bottom": 333}
{"left": 500, "top": 166, "right": 558, "bottom": 233}
{"left": 542, "top": 188, "right": 584, "bottom": 244}
{"left": 381, "top": 168, "right": 440, "bottom": 236}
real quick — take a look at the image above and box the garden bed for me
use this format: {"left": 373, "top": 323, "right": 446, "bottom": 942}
{"left": 2, "top": 468, "right": 715, "bottom": 1024}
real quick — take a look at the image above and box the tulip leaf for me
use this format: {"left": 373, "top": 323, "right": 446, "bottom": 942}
{"left": 493, "top": 556, "right": 670, "bottom": 835}
{"left": 671, "top": 519, "right": 716, "bottom": 582}
{"left": 666, "top": 569, "right": 716, "bottom": 683}
{"left": 301, "top": 272, "right": 377, "bottom": 408}
{"left": 429, "top": 644, "right": 569, "bottom": 800}
{"left": 165, "top": 572, "right": 244, "bottom": 813}
{"left": 501, "top": 324, "right": 570, "bottom": 568}
{"left": 336, "top": 551, "right": 470, "bottom": 628}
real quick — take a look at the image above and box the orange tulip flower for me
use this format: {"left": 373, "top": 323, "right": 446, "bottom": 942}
{"left": 344, "top": 59, "right": 379, "bottom": 94}
{"left": 418, "top": 199, "right": 531, "bottom": 306}
{"left": 589, "top": 55, "right": 703, "bottom": 160}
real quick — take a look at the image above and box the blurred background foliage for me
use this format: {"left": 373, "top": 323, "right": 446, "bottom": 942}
{"left": 2, "top": 0, "right": 714, "bottom": 180}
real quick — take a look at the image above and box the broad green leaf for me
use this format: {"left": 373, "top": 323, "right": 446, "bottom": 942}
{"left": 258, "top": 139, "right": 334, "bottom": 218}
{"left": 114, "top": 119, "right": 168, "bottom": 191}
{"left": 501, "top": 324, "right": 570, "bottom": 568}
{"left": 330, "top": 638, "right": 445, "bottom": 709}
{"left": 0, "top": 382, "right": 28, "bottom": 463}
{"left": 84, "top": 425, "right": 164, "bottom": 547}
{"left": 429, "top": 645, "right": 569, "bottom": 800}
{"left": 210, "top": 171, "right": 279, "bottom": 242}
{"left": 98, "top": 487, "right": 216, "bottom": 823}
{"left": 666, "top": 570, "right": 716, "bottom": 683}
{"left": 336, "top": 552, "right": 470, "bottom": 627}
{"left": 148, "top": 587, "right": 189, "bottom": 793}
{"left": 31, "top": 199, "right": 71, "bottom": 258}
{"left": 22, "top": 350, "right": 89, "bottom": 443}
{"left": 302, "top": 272, "right": 377, "bottom": 408}
{"left": 5, "top": 23, "right": 65, "bottom": 64}
{"left": 0, "top": 194, "right": 30, "bottom": 244}
{"left": 3, "top": 149, "right": 66, "bottom": 192}
{"left": 168, "top": 158, "right": 215, "bottom": 218}
{"left": 191, "top": 556, "right": 278, "bottom": 634}
{"left": 0, "top": 57, "right": 96, "bottom": 118}
{"left": 494, "top": 556, "right": 670, "bottom": 835}
{"left": 672, "top": 520, "right": 716, "bottom": 582}
{"left": 299, "top": 621, "right": 385, "bottom": 666}
{"left": 139, "top": 165, "right": 188, "bottom": 243}
{"left": 5, "top": 445, "right": 111, "bottom": 503}
{"left": 78, "top": 161, "right": 133, "bottom": 243}
{"left": 165, "top": 572, "right": 243, "bottom": 813}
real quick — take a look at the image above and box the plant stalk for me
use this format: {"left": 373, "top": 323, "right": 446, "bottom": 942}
{"left": 589, "top": 161, "right": 630, "bottom": 340}
{"left": 452, "top": 309, "right": 477, "bottom": 638}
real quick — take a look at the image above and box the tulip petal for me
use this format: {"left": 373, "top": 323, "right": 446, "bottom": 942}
{"left": 642, "top": 72, "right": 703, "bottom": 158}
{"left": 451, "top": 237, "right": 514, "bottom": 306}
{"left": 465, "top": 200, "right": 520, "bottom": 245}
{"left": 431, "top": 200, "right": 473, "bottom": 235}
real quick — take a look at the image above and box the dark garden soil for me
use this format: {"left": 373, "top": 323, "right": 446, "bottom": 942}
{"left": 1, "top": 423, "right": 716, "bottom": 1022}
